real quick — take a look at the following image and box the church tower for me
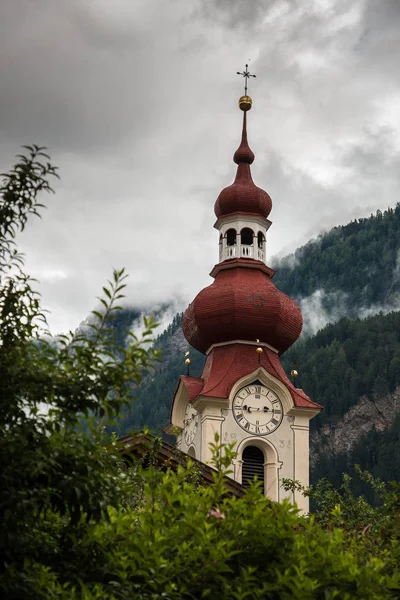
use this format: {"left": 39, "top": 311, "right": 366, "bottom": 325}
{"left": 169, "top": 77, "right": 321, "bottom": 511}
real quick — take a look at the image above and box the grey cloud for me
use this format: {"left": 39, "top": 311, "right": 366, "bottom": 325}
{"left": 299, "top": 289, "right": 350, "bottom": 336}
{"left": 1, "top": 0, "right": 399, "bottom": 335}
{"left": 299, "top": 248, "right": 400, "bottom": 337}
{"left": 0, "top": 0, "right": 194, "bottom": 154}
{"left": 194, "top": 0, "right": 268, "bottom": 29}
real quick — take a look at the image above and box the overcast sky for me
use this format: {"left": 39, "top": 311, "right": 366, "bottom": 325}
{"left": 1, "top": 0, "right": 400, "bottom": 334}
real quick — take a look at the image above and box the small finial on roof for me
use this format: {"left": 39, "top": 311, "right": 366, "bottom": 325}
{"left": 185, "top": 350, "right": 191, "bottom": 375}
{"left": 236, "top": 62, "right": 256, "bottom": 111}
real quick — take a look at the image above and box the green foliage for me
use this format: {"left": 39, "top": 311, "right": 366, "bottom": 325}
{"left": 312, "top": 415, "right": 400, "bottom": 499}
{"left": 281, "top": 312, "right": 400, "bottom": 491}
{"left": 283, "top": 467, "right": 384, "bottom": 531}
{"left": 283, "top": 311, "right": 400, "bottom": 429}
{"left": 116, "top": 317, "right": 205, "bottom": 437}
{"left": 284, "top": 466, "right": 400, "bottom": 588}
{"left": 29, "top": 439, "right": 400, "bottom": 599}
{"left": 0, "top": 147, "right": 159, "bottom": 597}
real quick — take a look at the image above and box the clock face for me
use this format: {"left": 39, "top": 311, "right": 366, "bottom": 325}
{"left": 233, "top": 383, "right": 283, "bottom": 435}
{"left": 184, "top": 404, "right": 198, "bottom": 446}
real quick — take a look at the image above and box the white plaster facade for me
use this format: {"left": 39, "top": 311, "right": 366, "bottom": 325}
{"left": 172, "top": 365, "right": 319, "bottom": 513}
{"left": 215, "top": 214, "right": 272, "bottom": 265}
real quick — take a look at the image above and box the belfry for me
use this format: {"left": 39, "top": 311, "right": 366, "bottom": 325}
{"left": 169, "top": 68, "right": 321, "bottom": 511}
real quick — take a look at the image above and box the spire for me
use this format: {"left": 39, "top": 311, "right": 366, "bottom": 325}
{"left": 235, "top": 62, "right": 256, "bottom": 164}
{"left": 233, "top": 111, "right": 255, "bottom": 165}
{"left": 214, "top": 70, "right": 272, "bottom": 220}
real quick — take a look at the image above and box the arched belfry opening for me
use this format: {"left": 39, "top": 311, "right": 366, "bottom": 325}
{"left": 241, "top": 227, "right": 253, "bottom": 245}
{"left": 241, "top": 446, "right": 264, "bottom": 488}
{"left": 257, "top": 231, "right": 265, "bottom": 249}
{"left": 226, "top": 228, "right": 237, "bottom": 246}
{"left": 240, "top": 227, "right": 254, "bottom": 257}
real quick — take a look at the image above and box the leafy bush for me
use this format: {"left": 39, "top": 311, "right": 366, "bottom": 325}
{"left": 0, "top": 147, "right": 158, "bottom": 597}
{"left": 37, "top": 440, "right": 400, "bottom": 599}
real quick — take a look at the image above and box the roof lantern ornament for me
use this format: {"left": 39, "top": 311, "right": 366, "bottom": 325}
{"left": 214, "top": 61, "right": 272, "bottom": 220}
{"left": 237, "top": 63, "right": 256, "bottom": 111}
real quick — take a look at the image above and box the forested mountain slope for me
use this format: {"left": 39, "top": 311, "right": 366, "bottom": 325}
{"left": 112, "top": 205, "right": 400, "bottom": 489}
{"left": 273, "top": 204, "right": 400, "bottom": 312}
{"left": 283, "top": 312, "right": 400, "bottom": 488}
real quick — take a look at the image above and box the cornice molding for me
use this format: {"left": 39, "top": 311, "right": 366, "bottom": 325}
{"left": 214, "top": 213, "right": 272, "bottom": 231}
{"left": 210, "top": 259, "right": 276, "bottom": 279}
{"left": 206, "top": 339, "right": 279, "bottom": 355}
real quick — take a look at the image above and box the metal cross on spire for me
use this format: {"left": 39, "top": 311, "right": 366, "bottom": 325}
{"left": 237, "top": 63, "right": 256, "bottom": 95}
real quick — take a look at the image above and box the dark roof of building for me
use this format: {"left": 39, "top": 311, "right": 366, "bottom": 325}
{"left": 118, "top": 431, "right": 246, "bottom": 498}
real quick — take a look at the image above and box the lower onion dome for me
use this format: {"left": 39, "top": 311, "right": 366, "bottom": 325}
{"left": 183, "top": 266, "right": 302, "bottom": 355}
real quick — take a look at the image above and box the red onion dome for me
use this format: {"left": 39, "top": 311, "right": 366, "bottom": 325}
{"left": 214, "top": 111, "right": 272, "bottom": 219}
{"left": 183, "top": 266, "right": 302, "bottom": 355}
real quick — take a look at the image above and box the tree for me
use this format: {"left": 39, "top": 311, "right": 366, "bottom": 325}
{"left": 0, "top": 146, "right": 159, "bottom": 597}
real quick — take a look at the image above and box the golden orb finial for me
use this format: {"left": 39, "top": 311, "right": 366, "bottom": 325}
{"left": 184, "top": 351, "right": 191, "bottom": 375}
{"left": 255, "top": 345, "right": 263, "bottom": 364}
{"left": 239, "top": 95, "right": 252, "bottom": 111}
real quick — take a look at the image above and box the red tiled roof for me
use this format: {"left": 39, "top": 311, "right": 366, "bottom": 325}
{"left": 180, "top": 375, "right": 204, "bottom": 400}
{"left": 214, "top": 111, "right": 272, "bottom": 219}
{"left": 191, "top": 343, "right": 321, "bottom": 410}
{"left": 183, "top": 264, "right": 302, "bottom": 355}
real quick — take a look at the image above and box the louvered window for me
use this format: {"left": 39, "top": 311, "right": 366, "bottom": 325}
{"left": 242, "top": 446, "right": 264, "bottom": 488}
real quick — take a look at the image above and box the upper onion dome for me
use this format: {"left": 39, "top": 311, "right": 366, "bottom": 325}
{"left": 214, "top": 111, "right": 272, "bottom": 219}
{"left": 182, "top": 265, "right": 302, "bottom": 355}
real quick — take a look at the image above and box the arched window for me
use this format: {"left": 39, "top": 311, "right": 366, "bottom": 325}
{"left": 257, "top": 231, "right": 265, "bottom": 249}
{"left": 242, "top": 446, "right": 264, "bottom": 488}
{"left": 241, "top": 228, "right": 254, "bottom": 246}
{"left": 226, "top": 229, "right": 237, "bottom": 246}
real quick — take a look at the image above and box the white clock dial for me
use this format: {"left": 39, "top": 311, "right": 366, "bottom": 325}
{"left": 184, "top": 404, "right": 198, "bottom": 446}
{"left": 233, "top": 383, "right": 283, "bottom": 435}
